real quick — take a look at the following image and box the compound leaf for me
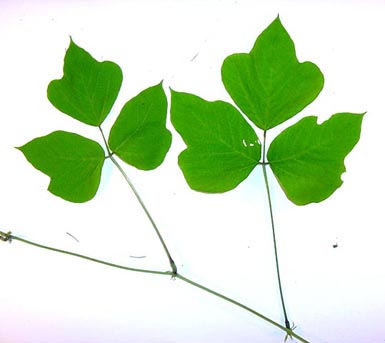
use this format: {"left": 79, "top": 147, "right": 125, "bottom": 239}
{"left": 267, "top": 113, "right": 364, "bottom": 205}
{"left": 108, "top": 82, "right": 171, "bottom": 170}
{"left": 17, "top": 131, "right": 105, "bottom": 203}
{"left": 221, "top": 16, "right": 324, "bottom": 130}
{"left": 171, "top": 90, "right": 261, "bottom": 193}
{"left": 47, "top": 39, "right": 123, "bottom": 126}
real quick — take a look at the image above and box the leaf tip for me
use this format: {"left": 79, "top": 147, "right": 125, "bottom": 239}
{"left": 15, "top": 143, "right": 28, "bottom": 153}
{"left": 272, "top": 13, "right": 282, "bottom": 26}
{"left": 169, "top": 88, "right": 179, "bottom": 98}
{"left": 68, "top": 36, "right": 76, "bottom": 49}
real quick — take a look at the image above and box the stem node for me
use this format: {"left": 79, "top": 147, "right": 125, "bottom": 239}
{"left": 0, "top": 230, "right": 12, "bottom": 242}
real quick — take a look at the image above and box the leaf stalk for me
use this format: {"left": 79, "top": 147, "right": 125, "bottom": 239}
{"left": 262, "top": 130, "right": 290, "bottom": 329}
{"left": 109, "top": 154, "right": 177, "bottom": 275}
{"left": 97, "top": 126, "right": 177, "bottom": 275}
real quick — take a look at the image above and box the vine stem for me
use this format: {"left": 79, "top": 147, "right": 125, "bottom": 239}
{"left": 262, "top": 130, "right": 290, "bottom": 329}
{"left": 98, "top": 126, "right": 177, "bottom": 275}
{"left": 0, "top": 231, "right": 309, "bottom": 343}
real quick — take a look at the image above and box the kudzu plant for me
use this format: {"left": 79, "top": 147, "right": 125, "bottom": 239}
{"left": 0, "top": 16, "right": 363, "bottom": 343}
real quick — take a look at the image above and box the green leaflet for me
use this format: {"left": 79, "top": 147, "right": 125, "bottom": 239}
{"left": 47, "top": 39, "right": 123, "bottom": 126}
{"left": 267, "top": 113, "right": 364, "bottom": 205}
{"left": 108, "top": 83, "right": 171, "bottom": 170}
{"left": 171, "top": 90, "right": 261, "bottom": 192}
{"left": 221, "top": 16, "right": 324, "bottom": 130}
{"left": 17, "top": 131, "right": 105, "bottom": 203}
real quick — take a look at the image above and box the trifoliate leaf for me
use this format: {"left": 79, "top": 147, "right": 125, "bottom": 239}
{"left": 17, "top": 131, "right": 105, "bottom": 203}
{"left": 108, "top": 82, "right": 171, "bottom": 170}
{"left": 171, "top": 90, "right": 261, "bottom": 193}
{"left": 47, "top": 39, "right": 123, "bottom": 126}
{"left": 267, "top": 113, "right": 364, "bottom": 205}
{"left": 221, "top": 16, "right": 324, "bottom": 130}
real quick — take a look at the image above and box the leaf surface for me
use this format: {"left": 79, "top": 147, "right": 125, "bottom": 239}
{"left": 47, "top": 39, "right": 123, "bottom": 126}
{"left": 108, "top": 82, "right": 171, "bottom": 170}
{"left": 171, "top": 90, "right": 261, "bottom": 192}
{"left": 17, "top": 131, "right": 105, "bottom": 202}
{"left": 221, "top": 16, "right": 324, "bottom": 130}
{"left": 267, "top": 113, "right": 364, "bottom": 205}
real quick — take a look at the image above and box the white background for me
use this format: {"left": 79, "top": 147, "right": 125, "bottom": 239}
{"left": 1, "top": 0, "right": 384, "bottom": 342}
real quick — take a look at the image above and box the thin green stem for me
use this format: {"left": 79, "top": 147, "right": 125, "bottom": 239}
{"left": 97, "top": 126, "right": 177, "bottom": 275}
{"left": 0, "top": 231, "right": 309, "bottom": 342}
{"left": 262, "top": 130, "right": 290, "bottom": 329}
{"left": 8, "top": 233, "right": 170, "bottom": 276}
